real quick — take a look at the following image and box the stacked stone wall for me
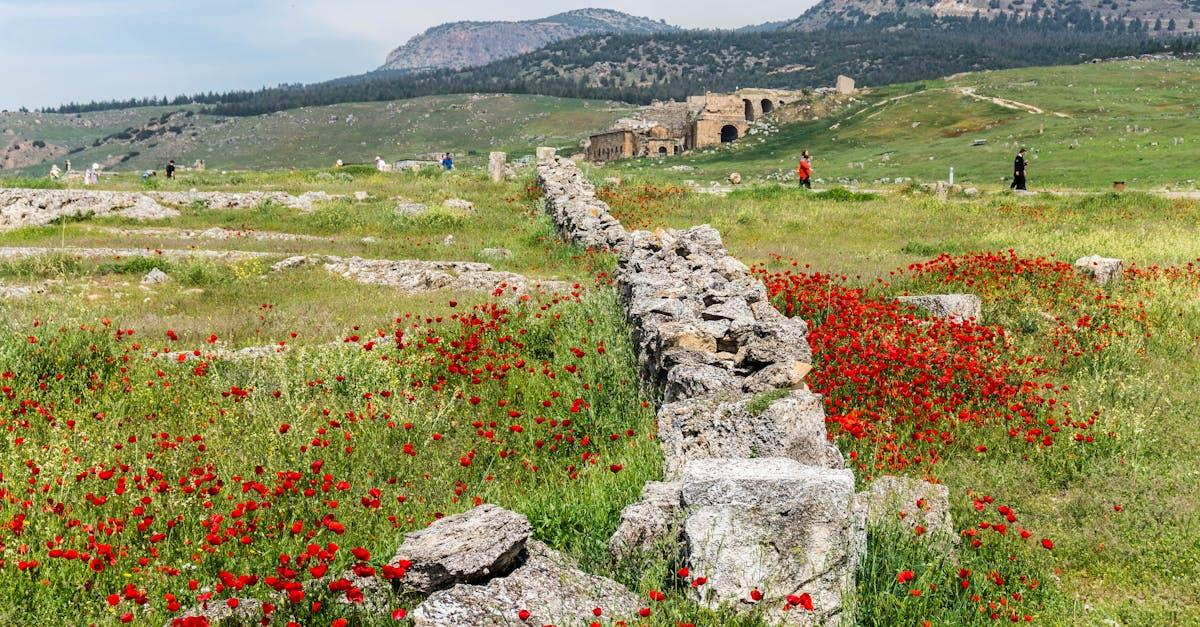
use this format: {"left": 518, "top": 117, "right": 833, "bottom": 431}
{"left": 537, "top": 155, "right": 860, "bottom": 625}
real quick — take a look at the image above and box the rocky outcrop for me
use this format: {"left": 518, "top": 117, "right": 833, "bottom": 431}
{"left": 391, "top": 504, "right": 532, "bottom": 594}
{"left": 1075, "top": 255, "right": 1122, "bottom": 285}
{"left": 379, "top": 9, "right": 677, "bottom": 73}
{"left": 897, "top": 293, "right": 982, "bottom": 322}
{"left": 682, "top": 458, "right": 859, "bottom": 626}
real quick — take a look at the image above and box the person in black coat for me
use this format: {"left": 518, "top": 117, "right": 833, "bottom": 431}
{"left": 1010, "top": 148, "right": 1027, "bottom": 190}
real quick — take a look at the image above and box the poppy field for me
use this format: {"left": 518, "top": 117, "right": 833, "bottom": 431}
{"left": 1, "top": 167, "right": 1199, "bottom": 625}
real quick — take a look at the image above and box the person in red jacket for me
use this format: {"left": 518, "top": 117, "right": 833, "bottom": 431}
{"left": 796, "top": 151, "right": 813, "bottom": 189}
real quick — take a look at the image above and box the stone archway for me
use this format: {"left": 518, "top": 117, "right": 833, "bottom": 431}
{"left": 760, "top": 99, "right": 774, "bottom": 115}
{"left": 743, "top": 99, "right": 755, "bottom": 121}
{"left": 658, "top": 146, "right": 668, "bottom": 156}
{"left": 720, "top": 125, "right": 739, "bottom": 143}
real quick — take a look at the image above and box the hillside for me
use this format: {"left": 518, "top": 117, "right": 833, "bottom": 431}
{"left": 790, "top": 0, "right": 1200, "bottom": 32}
{"left": 2, "top": 95, "right": 632, "bottom": 175}
{"left": 615, "top": 56, "right": 1200, "bottom": 190}
{"left": 379, "top": 8, "right": 678, "bottom": 73}
{"left": 185, "top": 23, "right": 1190, "bottom": 118}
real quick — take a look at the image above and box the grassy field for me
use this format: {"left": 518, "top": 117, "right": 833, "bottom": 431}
{"left": 2, "top": 102, "right": 1200, "bottom": 624}
{"left": 3, "top": 94, "right": 631, "bottom": 176}
{"left": 608, "top": 57, "right": 1200, "bottom": 191}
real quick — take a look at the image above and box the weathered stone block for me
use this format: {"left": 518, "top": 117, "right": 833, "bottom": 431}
{"left": 682, "top": 458, "right": 858, "bottom": 626}
{"left": 1074, "top": 255, "right": 1123, "bottom": 285}
{"left": 411, "top": 540, "right": 638, "bottom": 626}
{"left": 659, "top": 388, "right": 842, "bottom": 479}
{"left": 389, "top": 504, "right": 531, "bottom": 593}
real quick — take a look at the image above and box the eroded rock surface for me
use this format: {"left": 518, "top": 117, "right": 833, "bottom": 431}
{"left": 412, "top": 540, "right": 639, "bottom": 626}
{"left": 390, "top": 504, "right": 531, "bottom": 593}
{"left": 658, "top": 389, "right": 842, "bottom": 479}
{"left": 682, "top": 458, "right": 860, "bottom": 626}
{"left": 609, "top": 481, "right": 682, "bottom": 560}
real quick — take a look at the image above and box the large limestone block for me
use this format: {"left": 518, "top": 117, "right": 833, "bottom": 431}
{"left": 411, "top": 540, "right": 639, "bottom": 626}
{"left": 390, "top": 504, "right": 531, "bottom": 593}
{"left": 682, "top": 458, "right": 858, "bottom": 626}
{"left": 896, "top": 293, "right": 982, "bottom": 323}
{"left": 659, "top": 389, "right": 842, "bottom": 478}
{"left": 1074, "top": 255, "right": 1122, "bottom": 285}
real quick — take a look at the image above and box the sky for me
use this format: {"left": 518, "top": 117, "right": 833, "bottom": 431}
{"left": 0, "top": 0, "right": 815, "bottom": 111}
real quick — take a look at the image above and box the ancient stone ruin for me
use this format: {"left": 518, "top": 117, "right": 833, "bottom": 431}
{"left": 0, "top": 188, "right": 334, "bottom": 231}
{"left": 539, "top": 154, "right": 861, "bottom": 624}
{"left": 587, "top": 88, "right": 805, "bottom": 162}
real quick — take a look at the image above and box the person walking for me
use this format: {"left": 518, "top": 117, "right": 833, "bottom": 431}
{"left": 796, "top": 151, "right": 813, "bottom": 189}
{"left": 166, "top": 159, "right": 176, "bottom": 179}
{"left": 441, "top": 153, "right": 454, "bottom": 171}
{"left": 1010, "top": 148, "right": 1028, "bottom": 191}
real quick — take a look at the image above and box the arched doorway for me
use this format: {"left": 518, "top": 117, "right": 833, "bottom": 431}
{"left": 658, "top": 146, "right": 668, "bottom": 156}
{"left": 743, "top": 99, "right": 755, "bottom": 121}
{"left": 760, "top": 99, "right": 774, "bottom": 115}
{"left": 720, "top": 125, "right": 739, "bottom": 143}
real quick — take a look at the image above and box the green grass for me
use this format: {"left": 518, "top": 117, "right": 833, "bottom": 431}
{"left": 3, "top": 94, "right": 633, "bottom": 176}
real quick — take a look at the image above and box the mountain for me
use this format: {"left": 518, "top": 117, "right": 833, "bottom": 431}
{"left": 379, "top": 8, "right": 679, "bottom": 73}
{"left": 788, "top": 0, "right": 1200, "bottom": 32}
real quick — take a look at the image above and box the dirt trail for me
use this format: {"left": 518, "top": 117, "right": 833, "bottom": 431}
{"left": 953, "top": 86, "right": 1071, "bottom": 118}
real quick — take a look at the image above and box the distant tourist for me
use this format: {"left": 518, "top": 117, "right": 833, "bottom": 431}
{"left": 84, "top": 163, "right": 100, "bottom": 185}
{"left": 1011, "top": 148, "right": 1028, "bottom": 191}
{"left": 335, "top": 159, "right": 344, "bottom": 169}
{"left": 796, "top": 151, "right": 813, "bottom": 189}
{"left": 441, "top": 153, "right": 454, "bottom": 171}
{"left": 49, "top": 164, "right": 61, "bottom": 179}
{"left": 166, "top": 160, "right": 177, "bottom": 179}
{"left": 375, "top": 156, "right": 387, "bottom": 172}
{"left": 141, "top": 170, "right": 157, "bottom": 181}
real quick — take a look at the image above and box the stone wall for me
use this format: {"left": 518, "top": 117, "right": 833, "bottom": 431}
{"left": 0, "top": 188, "right": 334, "bottom": 231}
{"left": 537, "top": 155, "right": 861, "bottom": 625}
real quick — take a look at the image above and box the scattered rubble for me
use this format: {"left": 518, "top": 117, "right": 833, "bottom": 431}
{"left": 141, "top": 268, "right": 171, "bottom": 285}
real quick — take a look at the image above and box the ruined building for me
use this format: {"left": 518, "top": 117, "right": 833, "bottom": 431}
{"left": 586, "top": 88, "right": 805, "bottom": 163}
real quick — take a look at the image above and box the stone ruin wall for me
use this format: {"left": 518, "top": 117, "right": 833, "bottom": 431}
{"left": 538, "top": 154, "right": 864, "bottom": 625}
